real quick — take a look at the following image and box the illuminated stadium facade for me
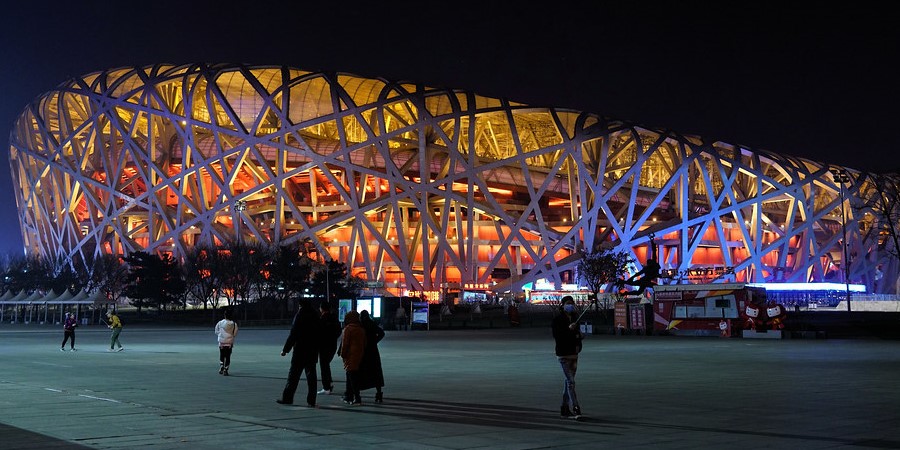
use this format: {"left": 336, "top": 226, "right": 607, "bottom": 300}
{"left": 8, "top": 64, "right": 900, "bottom": 296}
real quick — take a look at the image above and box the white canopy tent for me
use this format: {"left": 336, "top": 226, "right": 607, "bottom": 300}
{"left": 1, "top": 289, "right": 112, "bottom": 325}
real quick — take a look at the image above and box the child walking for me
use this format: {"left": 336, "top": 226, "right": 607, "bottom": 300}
{"left": 214, "top": 308, "right": 238, "bottom": 376}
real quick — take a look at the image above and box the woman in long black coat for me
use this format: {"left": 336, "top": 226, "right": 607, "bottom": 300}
{"left": 358, "top": 310, "right": 385, "bottom": 403}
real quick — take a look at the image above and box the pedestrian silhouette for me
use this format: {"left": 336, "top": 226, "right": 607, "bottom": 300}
{"left": 60, "top": 312, "right": 77, "bottom": 351}
{"left": 317, "top": 301, "right": 342, "bottom": 395}
{"left": 357, "top": 310, "right": 385, "bottom": 403}
{"left": 553, "top": 298, "right": 584, "bottom": 419}
{"left": 277, "top": 299, "right": 320, "bottom": 407}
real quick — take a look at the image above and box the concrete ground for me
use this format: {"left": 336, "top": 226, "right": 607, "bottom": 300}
{"left": 1, "top": 323, "right": 899, "bottom": 449}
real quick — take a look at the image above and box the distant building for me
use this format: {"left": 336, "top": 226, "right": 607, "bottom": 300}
{"left": 8, "top": 64, "right": 899, "bottom": 295}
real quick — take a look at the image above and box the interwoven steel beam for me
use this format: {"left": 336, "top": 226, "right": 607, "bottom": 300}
{"left": 8, "top": 64, "right": 899, "bottom": 294}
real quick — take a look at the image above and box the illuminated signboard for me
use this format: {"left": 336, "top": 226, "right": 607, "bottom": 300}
{"left": 654, "top": 290, "right": 683, "bottom": 301}
{"left": 660, "top": 266, "right": 735, "bottom": 280}
{"left": 410, "top": 290, "right": 442, "bottom": 303}
{"left": 461, "top": 291, "right": 488, "bottom": 303}
{"left": 528, "top": 290, "right": 591, "bottom": 304}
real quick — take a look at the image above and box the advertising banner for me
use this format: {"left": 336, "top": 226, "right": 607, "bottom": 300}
{"left": 412, "top": 302, "right": 429, "bottom": 326}
{"left": 629, "top": 303, "right": 646, "bottom": 330}
{"left": 338, "top": 299, "right": 353, "bottom": 322}
{"left": 614, "top": 302, "right": 628, "bottom": 330}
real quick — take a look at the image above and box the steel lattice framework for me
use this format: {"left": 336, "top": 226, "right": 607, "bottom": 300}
{"left": 8, "top": 64, "right": 900, "bottom": 294}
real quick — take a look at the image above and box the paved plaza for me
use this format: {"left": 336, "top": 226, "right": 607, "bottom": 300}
{"left": 1, "top": 323, "right": 899, "bottom": 449}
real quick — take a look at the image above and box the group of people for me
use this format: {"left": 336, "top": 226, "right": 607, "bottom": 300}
{"left": 58, "top": 310, "right": 124, "bottom": 352}
{"left": 215, "top": 298, "right": 385, "bottom": 408}
{"left": 63, "top": 296, "right": 582, "bottom": 420}
{"left": 219, "top": 296, "right": 585, "bottom": 419}
{"left": 337, "top": 308, "right": 385, "bottom": 406}
{"left": 275, "top": 299, "right": 385, "bottom": 407}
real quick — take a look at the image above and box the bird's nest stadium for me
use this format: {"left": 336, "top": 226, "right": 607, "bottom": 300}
{"left": 8, "top": 63, "right": 900, "bottom": 296}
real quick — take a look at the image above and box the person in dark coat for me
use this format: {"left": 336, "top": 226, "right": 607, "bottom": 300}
{"left": 317, "top": 301, "right": 342, "bottom": 395}
{"left": 277, "top": 299, "right": 321, "bottom": 407}
{"left": 60, "top": 312, "right": 77, "bottom": 351}
{"left": 552, "top": 298, "right": 584, "bottom": 419}
{"left": 358, "top": 310, "right": 385, "bottom": 403}
{"left": 339, "top": 310, "right": 366, "bottom": 406}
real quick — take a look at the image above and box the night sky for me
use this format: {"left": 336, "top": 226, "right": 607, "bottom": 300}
{"left": 1, "top": 2, "right": 897, "bottom": 258}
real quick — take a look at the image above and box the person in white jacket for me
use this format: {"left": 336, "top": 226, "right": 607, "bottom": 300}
{"left": 214, "top": 308, "right": 238, "bottom": 376}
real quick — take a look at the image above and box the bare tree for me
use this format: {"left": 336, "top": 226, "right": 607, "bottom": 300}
{"left": 576, "top": 247, "right": 633, "bottom": 317}
{"left": 1, "top": 254, "right": 52, "bottom": 294}
{"left": 1, "top": 254, "right": 97, "bottom": 297}
{"left": 45, "top": 255, "right": 87, "bottom": 295}
{"left": 123, "top": 251, "right": 186, "bottom": 314}
{"left": 265, "top": 242, "right": 315, "bottom": 319}
{"left": 218, "top": 241, "right": 270, "bottom": 319}
{"left": 86, "top": 253, "right": 129, "bottom": 304}
{"left": 182, "top": 244, "right": 225, "bottom": 309}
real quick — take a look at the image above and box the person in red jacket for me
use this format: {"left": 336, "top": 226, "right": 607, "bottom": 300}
{"left": 339, "top": 310, "right": 367, "bottom": 406}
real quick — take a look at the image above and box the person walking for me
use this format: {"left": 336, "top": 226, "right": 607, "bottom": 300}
{"left": 214, "top": 307, "right": 238, "bottom": 376}
{"left": 277, "top": 299, "right": 321, "bottom": 408}
{"left": 507, "top": 300, "right": 521, "bottom": 327}
{"left": 60, "top": 312, "right": 77, "bottom": 351}
{"left": 339, "top": 310, "right": 366, "bottom": 406}
{"left": 106, "top": 310, "right": 124, "bottom": 352}
{"left": 358, "top": 310, "right": 385, "bottom": 403}
{"left": 317, "top": 301, "right": 342, "bottom": 395}
{"left": 394, "top": 305, "right": 408, "bottom": 330}
{"left": 552, "top": 298, "right": 584, "bottom": 419}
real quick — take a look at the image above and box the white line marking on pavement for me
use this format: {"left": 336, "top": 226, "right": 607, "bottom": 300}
{"left": 33, "top": 362, "right": 70, "bottom": 367}
{"left": 78, "top": 394, "right": 121, "bottom": 403}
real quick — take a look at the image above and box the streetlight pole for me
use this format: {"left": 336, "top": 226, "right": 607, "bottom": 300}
{"left": 234, "top": 200, "right": 247, "bottom": 245}
{"left": 830, "top": 168, "right": 851, "bottom": 312}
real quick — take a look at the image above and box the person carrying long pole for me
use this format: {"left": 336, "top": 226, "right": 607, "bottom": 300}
{"left": 552, "top": 298, "right": 585, "bottom": 420}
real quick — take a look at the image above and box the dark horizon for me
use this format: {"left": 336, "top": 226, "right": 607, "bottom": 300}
{"left": 1, "top": 2, "right": 897, "bottom": 258}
